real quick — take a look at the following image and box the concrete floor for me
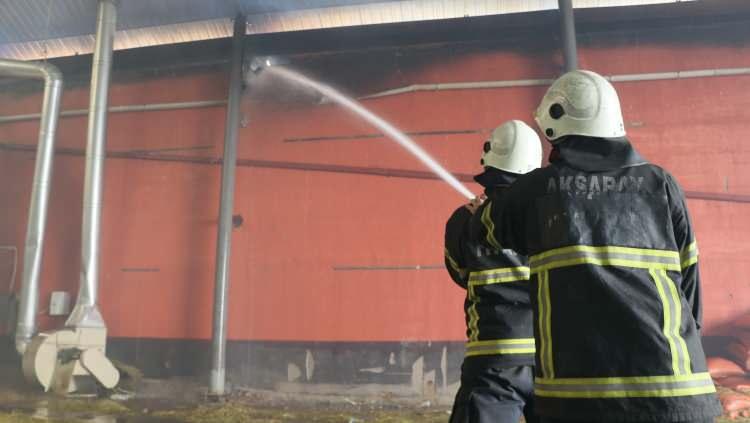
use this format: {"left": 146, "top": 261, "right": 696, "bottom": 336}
{"left": 0, "top": 396, "right": 451, "bottom": 423}
{"left": 0, "top": 363, "right": 451, "bottom": 423}
{"left": 0, "top": 365, "right": 742, "bottom": 423}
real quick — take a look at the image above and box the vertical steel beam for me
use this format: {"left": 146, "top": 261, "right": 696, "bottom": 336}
{"left": 209, "top": 14, "right": 246, "bottom": 397}
{"left": 558, "top": 0, "right": 578, "bottom": 72}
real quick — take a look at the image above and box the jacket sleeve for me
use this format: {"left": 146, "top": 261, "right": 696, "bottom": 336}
{"left": 444, "top": 206, "right": 471, "bottom": 289}
{"left": 469, "top": 187, "right": 528, "bottom": 256}
{"left": 666, "top": 173, "right": 702, "bottom": 329}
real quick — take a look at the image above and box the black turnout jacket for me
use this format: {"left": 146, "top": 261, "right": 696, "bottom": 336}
{"left": 471, "top": 137, "right": 721, "bottom": 422}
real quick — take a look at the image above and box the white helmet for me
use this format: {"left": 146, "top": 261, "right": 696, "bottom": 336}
{"left": 534, "top": 69, "right": 626, "bottom": 142}
{"left": 481, "top": 120, "right": 542, "bottom": 174}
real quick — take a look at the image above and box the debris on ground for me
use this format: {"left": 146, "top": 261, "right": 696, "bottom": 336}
{"left": 0, "top": 411, "right": 75, "bottom": 423}
{"left": 718, "top": 385, "right": 750, "bottom": 421}
{"left": 42, "top": 397, "right": 133, "bottom": 415}
{"left": 153, "top": 401, "right": 449, "bottom": 423}
{"left": 111, "top": 359, "right": 144, "bottom": 391}
{"left": 155, "top": 403, "right": 281, "bottom": 423}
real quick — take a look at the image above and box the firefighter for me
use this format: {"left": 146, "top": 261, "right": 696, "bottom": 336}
{"left": 470, "top": 70, "right": 721, "bottom": 422}
{"left": 445, "top": 120, "right": 542, "bottom": 423}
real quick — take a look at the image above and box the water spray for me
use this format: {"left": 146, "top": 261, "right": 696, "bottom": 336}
{"left": 248, "top": 56, "right": 290, "bottom": 74}
{"left": 249, "top": 58, "right": 475, "bottom": 199}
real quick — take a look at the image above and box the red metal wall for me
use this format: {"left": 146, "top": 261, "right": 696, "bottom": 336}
{"left": 1, "top": 28, "right": 749, "bottom": 342}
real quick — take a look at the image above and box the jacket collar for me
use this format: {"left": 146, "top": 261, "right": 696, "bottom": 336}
{"left": 551, "top": 136, "right": 646, "bottom": 172}
{"left": 474, "top": 167, "right": 517, "bottom": 196}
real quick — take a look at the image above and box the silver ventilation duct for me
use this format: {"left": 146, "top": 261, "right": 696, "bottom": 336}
{"left": 0, "top": 59, "right": 64, "bottom": 355}
{"left": 65, "top": 0, "right": 117, "bottom": 330}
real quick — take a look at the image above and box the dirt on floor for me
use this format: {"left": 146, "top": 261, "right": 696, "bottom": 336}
{"left": 0, "top": 400, "right": 747, "bottom": 422}
{"left": 154, "top": 402, "right": 449, "bottom": 423}
{"left": 0, "top": 399, "right": 450, "bottom": 423}
{"left": 0, "top": 371, "right": 743, "bottom": 422}
{"left": 0, "top": 394, "right": 746, "bottom": 423}
{"left": 0, "top": 378, "right": 451, "bottom": 422}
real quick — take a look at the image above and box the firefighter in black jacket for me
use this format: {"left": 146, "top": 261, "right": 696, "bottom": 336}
{"left": 445, "top": 120, "right": 542, "bottom": 423}
{"left": 470, "top": 70, "right": 721, "bottom": 422}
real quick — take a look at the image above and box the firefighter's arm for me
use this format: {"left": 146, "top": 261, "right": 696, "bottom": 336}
{"left": 444, "top": 207, "right": 471, "bottom": 289}
{"left": 469, "top": 190, "right": 527, "bottom": 256}
{"left": 667, "top": 174, "right": 702, "bottom": 329}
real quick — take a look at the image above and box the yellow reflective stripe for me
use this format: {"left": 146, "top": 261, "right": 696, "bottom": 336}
{"left": 468, "top": 338, "right": 535, "bottom": 347}
{"left": 469, "top": 267, "right": 530, "bottom": 277}
{"left": 662, "top": 270, "right": 692, "bottom": 375}
{"left": 534, "top": 386, "right": 716, "bottom": 399}
{"left": 543, "top": 271, "right": 554, "bottom": 378}
{"left": 466, "top": 347, "right": 536, "bottom": 357}
{"left": 537, "top": 272, "right": 546, "bottom": 376}
{"left": 468, "top": 267, "right": 530, "bottom": 285}
{"left": 681, "top": 256, "right": 698, "bottom": 269}
{"left": 532, "top": 257, "right": 680, "bottom": 273}
{"left": 467, "top": 285, "right": 479, "bottom": 342}
{"left": 538, "top": 271, "right": 554, "bottom": 378}
{"left": 529, "top": 245, "right": 680, "bottom": 274}
{"left": 536, "top": 372, "right": 711, "bottom": 385}
{"left": 531, "top": 245, "right": 679, "bottom": 261}
{"left": 535, "top": 372, "right": 715, "bottom": 398}
{"left": 469, "top": 276, "right": 530, "bottom": 284}
{"left": 680, "top": 241, "right": 699, "bottom": 269}
{"left": 444, "top": 248, "right": 465, "bottom": 274}
{"left": 466, "top": 339, "right": 536, "bottom": 357}
{"left": 650, "top": 268, "right": 682, "bottom": 376}
{"left": 480, "top": 202, "right": 502, "bottom": 250}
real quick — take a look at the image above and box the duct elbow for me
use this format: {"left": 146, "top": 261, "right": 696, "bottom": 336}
{"left": 15, "top": 333, "right": 31, "bottom": 356}
{"left": 38, "top": 63, "right": 63, "bottom": 84}
{"left": 0, "top": 59, "right": 62, "bottom": 83}
{"left": 15, "top": 321, "right": 36, "bottom": 355}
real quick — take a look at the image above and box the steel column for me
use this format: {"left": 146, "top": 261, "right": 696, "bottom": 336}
{"left": 209, "top": 14, "right": 246, "bottom": 396}
{"left": 558, "top": 0, "right": 578, "bottom": 72}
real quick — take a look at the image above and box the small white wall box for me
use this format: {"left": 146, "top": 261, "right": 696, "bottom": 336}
{"left": 49, "top": 291, "right": 71, "bottom": 316}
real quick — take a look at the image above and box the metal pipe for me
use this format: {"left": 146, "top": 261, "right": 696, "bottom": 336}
{"left": 65, "top": 0, "right": 117, "bottom": 329}
{"left": 0, "top": 100, "right": 227, "bottom": 124}
{"left": 210, "top": 14, "right": 245, "bottom": 397}
{"left": 558, "top": 0, "right": 578, "bottom": 72}
{"left": 283, "top": 129, "right": 481, "bottom": 143}
{"left": 360, "top": 79, "right": 554, "bottom": 99}
{"left": 4, "top": 141, "right": 750, "bottom": 204}
{"left": 3, "top": 67, "right": 748, "bottom": 123}
{"left": 359, "top": 66, "right": 750, "bottom": 99}
{"left": 0, "top": 59, "right": 63, "bottom": 354}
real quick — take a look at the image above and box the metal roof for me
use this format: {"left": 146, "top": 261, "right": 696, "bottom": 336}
{"left": 0, "top": 0, "right": 695, "bottom": 61}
